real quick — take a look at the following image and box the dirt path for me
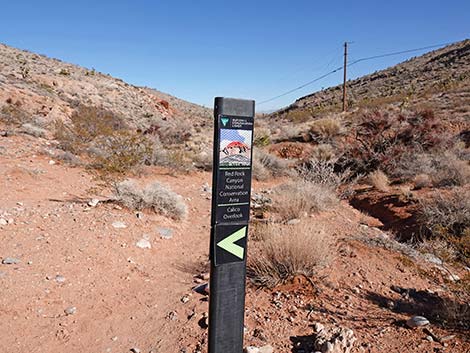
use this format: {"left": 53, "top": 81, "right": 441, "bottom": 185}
{"left": 0, "top": 134, "right": 215, "bottom": 352}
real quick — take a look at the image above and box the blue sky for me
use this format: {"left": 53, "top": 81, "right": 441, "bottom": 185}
{"left": 1, "top": 1, "right": 468, "bottom": 111}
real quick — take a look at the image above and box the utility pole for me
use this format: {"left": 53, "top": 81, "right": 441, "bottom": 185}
{"left": 342, "top": 41, "right": 348, "bottom": 112}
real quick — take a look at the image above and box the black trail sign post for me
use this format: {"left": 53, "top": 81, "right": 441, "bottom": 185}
{"left": 209, "top": 97, "right": 255, "bottom": 353}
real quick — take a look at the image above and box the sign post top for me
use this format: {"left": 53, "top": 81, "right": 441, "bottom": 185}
{"left": 214, "top": 97, "right": 255, "bottom": 117}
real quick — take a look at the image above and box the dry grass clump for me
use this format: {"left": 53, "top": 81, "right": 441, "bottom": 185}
{"left": 114, "top": 179, "right": 187, "bottom": 220}
{"left": 413, "top": 173, "right": 432, "bottom": 189}
{"left": 309, "top": 118, "right": 342, "bottom": 141}
{"left": 419, "top": 188, "right": 470, "bottom": 262}
{"left": 19, "top": 123, "right": 47, "bottom": 138}
{"left": 252, "top": 147, "right": 290, "bottom": 181}
{"left": 247, "top": 222, "right": 333, "bottom": 287}
{"left": 395, "top": 151, "right": 469, "bottom": 187}
{"left": 309, "top": 143, "right": 336, "bottom": 162}
{"left": 271, "top": 180, "right": 338, "bottom": 221}
{"left": 368, "top": 170, "right": 390, "bottom": 192}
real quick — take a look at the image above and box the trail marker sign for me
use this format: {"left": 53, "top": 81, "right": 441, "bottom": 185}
{"left": 209, "top": 97, "right": 255, "bottom": 353}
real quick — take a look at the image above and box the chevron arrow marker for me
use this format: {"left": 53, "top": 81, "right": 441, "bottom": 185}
{"left": 217, "top": 226, "right": 246, "bottom": 259}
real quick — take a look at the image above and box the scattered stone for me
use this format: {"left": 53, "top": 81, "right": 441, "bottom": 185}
{"left": 27, "top": 261, "right": 33, "bottom": 265}
{"left": 202, "top": 183, "right": 210, "bottom": 192}
{"left": 440, "top": 334, "right": 456, "bottom": 342}
{"left": 64, "top": 306, "right": 77, "bottom": 315}
{"left": 245, "top": 347, "right": 259, "bottom": 353}
{"left": 49, "top": 160, "right": 56, "bottom": 165}
{"left": 313, "top": 322, "right": 325, "bottom": 333}
{"left": 111, "top": 336, "right": 118, "bottom": 341}
{"left": 88, "top": 199, "right": 99, "bottom": 207}
{"left": 158, "top": 227, "right": 173, "bottom": 240}
{"left": 112, "top": 221, "right": 127, "bottom": 229}
{"left": 2, "top": 257, "right": 20, "bottom": 265}
{"left": 425, "top": 335, "right": 434, "bottom": 342}
{"left": 448, "top": 273, "right": 460, "bottom": 282}
{"left": 193, "top": 282, "right": 210, "bottom": 295}
{"left": 167, "top": 311, "right": 178, "bottom": 321}
{"left": 386, "top": 300, "right": 395, "bottom": 310}
{"left": 136, "top": 238, "right": 151, "bottom": 249}
{"left": 259, "top": 345, "right": 274, "bottom": 353}
{"left": 406, "top": 316, "right": 430, "bottom": 328}
{"left": 181, "top": 295, "right": 190, "bottom": 304}
{"left": 55, "top": 275, "right": 66, "bottom": 283}
{"left": 130, "top": 348, "right": 141, "bottom": 353}
{"left": 136, "top": 211, "right": 144, "bottom": 219}
{"left": 313, "top": 325, "right": 356, "bottom": 353}
{"left": 0, "top": 219, "right": 7, "bottom": 226}
{"left": 287, "top": 218, "right": 301, "bottom": 225}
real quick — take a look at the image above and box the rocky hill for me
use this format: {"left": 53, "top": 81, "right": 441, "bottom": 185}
{"left": 0, "top": 43, "right": 211, "bottom": 132}
{"left": 270, "top": 39, "right": 470, "bottom": 123}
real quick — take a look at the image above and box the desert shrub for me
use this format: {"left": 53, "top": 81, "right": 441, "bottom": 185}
{"left": 247, "top": 222, "right": 333, "bottom": 287}
{"left": 338, "top": 109, "right": 450, "bottom": 176}
{"left": 253, "top": 127, "right": 271, "bottom": 147}
{"left": 297, "top": 159, "right": 347, "bottom": 188}
{"left": 368, "top": 170, "right": 390, "bottom": 192}
{"left": 91, "top": 130, "right": 153, "bottom": 174}
{"left": 19, "top": 123, "right": 47, "bottom": 138}
{"left": 309, "top": 143, "right": 336, "bottom": 162}
{"left": 271, "top": 180, "right": 338, "bottom": 221}
{"left": 54, "top": 105, "right": 126, "bottom": 153}
{"left": 394, "top": 151, "right": 469, "bottom": 187}
{"left": 114, "top": 179, "right": 187, "bottom": 220}
{"left": 309, "top": 118, "right": 342, "bottom": 141}
{"left": 252, "top": 148, "right": 289, "bottom": 181}
{"left": 192, "top": 152, "right": 212, "bottom": 171}
{"left": 413, "top": 173, "right": 432, "bottom": 189}
{"left": 0, "top": 104, "right": 28, "bottom": 125}
{"left": 286, "top": 109, "right": 312, "bottom": 123}
{"left": 419, "top": 188, "right": 470, "bottom": 262}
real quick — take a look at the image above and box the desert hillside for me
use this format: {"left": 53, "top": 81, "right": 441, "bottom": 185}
{"left": 269, "top": 39, "right": 470, "bottom": 124}
{"left": 1, "top": 42, "right": 469, "bottom": 353}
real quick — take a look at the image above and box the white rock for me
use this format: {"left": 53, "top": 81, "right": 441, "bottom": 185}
{"left": 88, "top": 199, "right": 100, "bottom": 207}
{"left": 245, "top": 347, "right": 259, "bottom": 353}
{"left": 449, "top": 273, "right": 460, "bottom": 282}
{"left": 64, "top": 306, "right": 76, "bottom": 315}
{"left": 0, "top": 219, "right": 7, "bottom": 226}
{"left": 406, "top": 315, "right": 430, "bottom": 328}
{"left": 49, "top": 160, "right": 56, "bottom": 165}
{"left": 136, "top": 239, "right": 151, "bottom": 249}
{"left": 112, "top": 221, "right": 127, "bottom": 229}
{"left": 259, "top": 345, "right": 274, "bottom": 353}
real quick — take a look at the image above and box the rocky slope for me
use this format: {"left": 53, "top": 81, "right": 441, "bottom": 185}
{"left": 0, "top": 43, "right": 211, "bottom": 132}
{"left": 270, "top": 39, "right": 470, "bottom": 123}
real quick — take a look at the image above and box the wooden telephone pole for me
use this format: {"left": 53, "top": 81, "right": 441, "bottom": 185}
{"left": 342, "top": 42, "right": 348, "bottom": 112}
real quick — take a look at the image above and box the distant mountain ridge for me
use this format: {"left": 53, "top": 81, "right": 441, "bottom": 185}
{"left": 269, "top": 39, "right": 470, "bottom": 122}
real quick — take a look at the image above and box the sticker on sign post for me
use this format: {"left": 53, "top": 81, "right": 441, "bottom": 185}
{"left": 214, "top": 224, "right": 247, "bottom": 265}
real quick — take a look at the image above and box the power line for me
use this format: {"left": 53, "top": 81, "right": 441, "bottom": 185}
{"left": 346, "top": 41, "right": 454, "bottom": 67}
{"left": 257, "top": 41, "right": 455, "bottom": 106}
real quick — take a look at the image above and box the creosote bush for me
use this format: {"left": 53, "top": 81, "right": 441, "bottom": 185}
{"left": 54, "top": 105, "right": 154, "bottom": 174}
{"left": 114, "top": 179, "right": 187, "bottom": 220}
{"left": 247, "top": 222, "right": 333, "bottom": 287}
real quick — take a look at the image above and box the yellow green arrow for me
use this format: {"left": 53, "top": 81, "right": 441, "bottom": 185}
{"left": 217, "top": 227, "right": 246, "bottom": 259}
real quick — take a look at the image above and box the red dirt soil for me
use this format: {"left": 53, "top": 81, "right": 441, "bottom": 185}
{"left": 0, "top": 131, "right": 469, "bottom": 353}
